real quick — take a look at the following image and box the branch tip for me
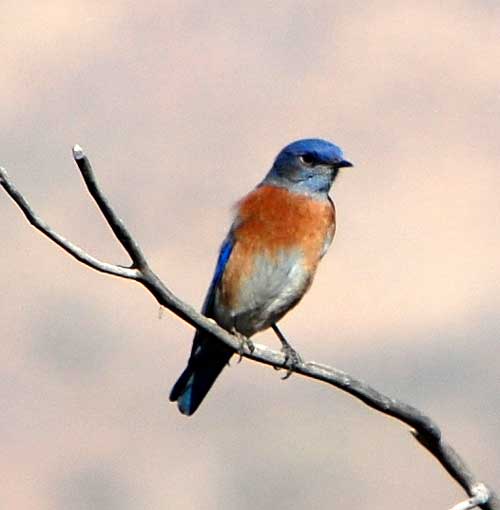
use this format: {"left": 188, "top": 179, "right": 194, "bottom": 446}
{"left": 72, "top": 144, "right": 85, "bottom": 160}
{"left": 449, "top": 483, "right": 491, "bottom": 510}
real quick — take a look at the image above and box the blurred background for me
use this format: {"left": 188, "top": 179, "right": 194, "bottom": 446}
{"left": 1, "top": 1, "right": 499, "bottom": 509}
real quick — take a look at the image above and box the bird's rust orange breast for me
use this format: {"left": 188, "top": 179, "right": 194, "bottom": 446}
{"left": 236, "top": 185, "right": 335, "bottom": 264}
{"left": 218, "top": 185, "right": 335, "bottom": 310}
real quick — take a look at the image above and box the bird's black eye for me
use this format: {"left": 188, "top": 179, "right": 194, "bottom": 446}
{"left": 299, "top": 154, "right": 315, "bottom": 166}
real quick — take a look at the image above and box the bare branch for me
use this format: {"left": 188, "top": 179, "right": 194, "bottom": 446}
{"left": 0, "top": 166, "right": 138, "bottom": 279}
{"left": 1, "top": 148, "right": 498, "bottom": 510}
{"left": 72, "top": 145, "right": 148, "bottom": 270}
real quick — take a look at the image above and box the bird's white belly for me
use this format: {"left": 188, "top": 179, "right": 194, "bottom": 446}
{"left": 214, "top": 250, "right": 311, "bottom": 337}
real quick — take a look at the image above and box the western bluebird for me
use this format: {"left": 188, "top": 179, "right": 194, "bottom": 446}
{"left": 170, "top": 138, "right": 352, "bottom": 415}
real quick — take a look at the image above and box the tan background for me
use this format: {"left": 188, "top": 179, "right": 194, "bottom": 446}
{"left": 1, "top": 2, "right": 499, "bottom": 509}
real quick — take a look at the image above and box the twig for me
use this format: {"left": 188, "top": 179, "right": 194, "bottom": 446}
{"left": 0, "top": 147, "right": 497, "bottom": 510}
{"left": 72, "top": 145, "right": 148, "bottom": 270}
{"left": 0, "top": 164, "right": 137, "bottom": 279}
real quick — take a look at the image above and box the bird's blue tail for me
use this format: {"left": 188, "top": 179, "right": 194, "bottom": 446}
{"left": 169, "top": 332, "right": 233, "bottom": 415}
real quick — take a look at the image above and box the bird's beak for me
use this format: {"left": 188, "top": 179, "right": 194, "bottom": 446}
{"left": 335, "top": 159, "right": 353, "bottom": 169}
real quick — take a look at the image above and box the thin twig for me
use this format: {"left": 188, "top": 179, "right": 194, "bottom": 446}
{"left": 72, "top": 145, "right": 148, "bottom": 270}
{"left": 0, "top": 147, "right": 497, "bottom": 510}
{"left": 0, "top": 165, "right": 138, "bottom": 279}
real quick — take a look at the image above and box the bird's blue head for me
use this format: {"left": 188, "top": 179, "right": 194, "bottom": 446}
{"left": 263, "top": 138, "right": 353, "bottom": 195}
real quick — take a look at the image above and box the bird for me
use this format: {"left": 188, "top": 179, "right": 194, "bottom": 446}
{"left": 170, "top": 138, "right": 352, "bottom": 415}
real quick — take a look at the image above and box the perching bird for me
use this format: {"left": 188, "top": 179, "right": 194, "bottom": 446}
{"left": 170, "top": 138, "right": 352, "bottom": 415}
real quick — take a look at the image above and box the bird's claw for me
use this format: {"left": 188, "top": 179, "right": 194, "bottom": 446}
{"left": 231, "top": 329, "right": 254, "bottom": 363}
{"left": 279, "top": 344, "right": 303, "bottom": 379}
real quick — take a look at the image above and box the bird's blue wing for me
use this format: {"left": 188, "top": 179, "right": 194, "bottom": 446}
{"left": 186, "top": 234, "right": 235, "bottom": 359}
{"left": 170, "top": 234, "right": 236, "bottom": 414}
{"left": 201, "top": 234, "right": 234, "bottom": 316}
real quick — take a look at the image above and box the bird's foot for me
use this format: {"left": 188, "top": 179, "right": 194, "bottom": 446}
{"left": 231, "top": 328, "right": 254, "bottom": 363}
{"left": 279, "top": 343, "right": 303, "bottom": 379}
{"left": 271, "top": 324, "right": 302, "bottom": 379}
